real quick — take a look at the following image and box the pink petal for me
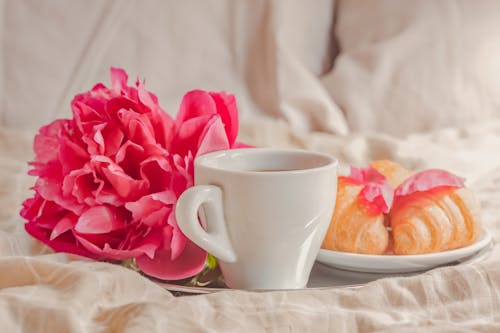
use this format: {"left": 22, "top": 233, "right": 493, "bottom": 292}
{"left": 32, "top": 120, "right": 67, "bottom": 164}
{"left": 117, "top": 109, "right": 156, "bottom": 146}
{"left": 94, "top": 156, "right": 148, "bottom": 199}
{"left": 346, "top": 166, "right": 394, "bottom": 214}
{"left": 125, "top": 191, "right": 177, "bottom": 221}
{"left": 72, "top": 101, "right": 105, "bottom": 133}
{"left": 105, "top": 96, "right": 139, "bottom": 121}
{"left": 139, "top": 156, "right": 173, "bottom": 193}
{"left": 176, "top": 90, "right": 217, "bottom": 124}
{"left": 91, "top": 124, "right": 107, "bottom": 155}
{"left": 25, "top": 221, "right": 99, "bottom": 259}
{"left": 29, "top": 157, "right": 63, "bottom": 179}
{"left": 395, "top": 169, "right": 465, "bottom": 198}
{"left": 209, "top": 92, "right": 238, "bottom": 146}
{"left": 62, "top": 165, "right": 102, "bottom": 204}
{"left": 59, "top": 137, "right": 89, "bottom": 174}
{"left": 141, "top": 207, "right": 171, "bottom": 227}
{"left": 173, "top": 115, "right": 213, "bottom": 156}
{"left": 349, "top": 166, "right": 387, "bottom": 185}
{"left": 149, "top": 110, "right": 175, "bottom": 150}
{"left": 93, "top": 185, "right": 124, "bottom": 207}
{"left": 20, "top": 195, "right": 45, "bottom": 221}
{"left": 166, "top": 212, "right": 188, "bottom": 261}
{"left": 35, "top": 177, "right": 85, "bottom": 215}
{"left": 136, "top": 240, "right": 207, "bottom": 280}
{"left": 110, "top": 67, "right": 128, "bottom": 94}
{"left": 233, "top": 141, "right": 253, "bottom": 148}
{"left": 74, "top": 206, "right": 125, "bottom": 234}
{"left": 50, "top": 214, "right": 77, "bottom": 240}
{"left": 21, "top": 195, "right": 67, "bottom": 228}
{"left": 360, "top": 182, "right": 394, "bottom": 214}
{"left": 91, "top": 123, "right": 124, "bottom": 157}
{"left": 74, "top": 226, "right": 162, "bottom": 260}
{"left": 196, "top": 116, "right": 230, "bottom": 156}
{"left": 138, "top": 81, "right": 159, "bottom": 111}
{"left": 116, "top": 140, "right": 145, "bottom": 164}
{"left": 170, "top": 153, "right": 194, "bottom": 195}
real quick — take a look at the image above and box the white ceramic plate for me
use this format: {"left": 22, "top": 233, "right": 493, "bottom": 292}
{"left": 316, "top": 231, "right": 493, "bottom": 273}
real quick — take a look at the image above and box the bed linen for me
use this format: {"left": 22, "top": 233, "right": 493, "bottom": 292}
{"left": 1, "top": 121, "right": 500, "bottom": 332}
{"left": 2, "top": 0, "right": 500, "bottom": 331}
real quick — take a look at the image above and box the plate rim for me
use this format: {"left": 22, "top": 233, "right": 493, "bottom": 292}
{"left": 317, "top": 230, "right": 492, "bottom": 264}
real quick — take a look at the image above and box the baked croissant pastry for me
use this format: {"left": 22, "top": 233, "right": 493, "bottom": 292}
{"left": 321, "top": 164, "right": 394, "bottom": 254}
{"left": 389, "top": 169, "right": 481, "bottom": 255}
{"left": 370, "top": 160, "right": 413, "bottom": 188}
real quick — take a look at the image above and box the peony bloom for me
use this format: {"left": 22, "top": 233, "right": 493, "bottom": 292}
{"left": 21, "top": 68, "right": 245, "bottom": 280}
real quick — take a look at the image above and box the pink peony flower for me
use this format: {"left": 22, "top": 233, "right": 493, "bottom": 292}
{"left": 21, "top": 68, "right": 245, "bottom": 280}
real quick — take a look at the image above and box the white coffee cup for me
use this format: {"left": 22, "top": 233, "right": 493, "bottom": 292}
{"left": 176, "top": 148, "right": 338, "bottom": 290}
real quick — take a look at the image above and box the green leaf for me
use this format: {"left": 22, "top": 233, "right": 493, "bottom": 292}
{"left": 206, "top": 254, "right": 217, "bottom": 270}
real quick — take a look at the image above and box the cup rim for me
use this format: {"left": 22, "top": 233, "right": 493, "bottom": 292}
{"left": 194, "top": 148, "right": 338, "bottom": 176}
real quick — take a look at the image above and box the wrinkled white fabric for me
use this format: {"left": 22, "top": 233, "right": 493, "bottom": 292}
{"left": 1, "top": 0, "right": 500, "bottom": 331}
{"left": 323, "top": 0, "right": 500, "bottom": 136}
{"left": 1, "top": 122, "right": 500, "bottom": 332}
{"left": 0, "top": 0, "right": 347, "bottom": 134}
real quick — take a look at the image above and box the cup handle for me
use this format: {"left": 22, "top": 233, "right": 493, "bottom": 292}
{"left": 175, "top": 185, "right": 237, "bottom": 263}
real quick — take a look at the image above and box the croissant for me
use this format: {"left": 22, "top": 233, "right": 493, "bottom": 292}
{"left": 370, "top": 160, "right": 413, "bottom": 188}
{"left": 389, "top": 170, "right": 481, "bottom": 255}
{"left": 321, "top": 161, "right": 406, "bottom": 254}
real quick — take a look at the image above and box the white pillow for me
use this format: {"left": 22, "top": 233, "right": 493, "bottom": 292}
{"left": 323, "top": 0, "right": 500, "bottom": 136}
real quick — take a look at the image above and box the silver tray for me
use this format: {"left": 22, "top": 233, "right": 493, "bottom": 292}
{"left": 151, "top": 241, "right": 493, "bottom": 296}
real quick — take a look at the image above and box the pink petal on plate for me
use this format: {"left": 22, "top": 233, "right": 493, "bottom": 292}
{"left": 74, "top": 206, "right": 125, "bottom": 234}
{"left": 348, "top": 166, "right": 387, "bottom": 185}
{"left": 196, "top": 116, "right": 230, "bottom": 157}
{"left": 176, "top": 90, "right": 217, "bottom": 124}
{"left": 110, "top": 67, "right": 128, "bottom": 94}
{"left": 345, "top": 166, "right": 394, "bottom": 214}
{"left": 136, "top": 241, "right": 207, "bottom": 280}
{"left": 209, "top": 91, "right": 238, "bottom": 146}
{"left": 360, "top": 182, "right": 394, "bottom": 214}
{"left": 395, "top": 169, "right": 465, "bottom": 198}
